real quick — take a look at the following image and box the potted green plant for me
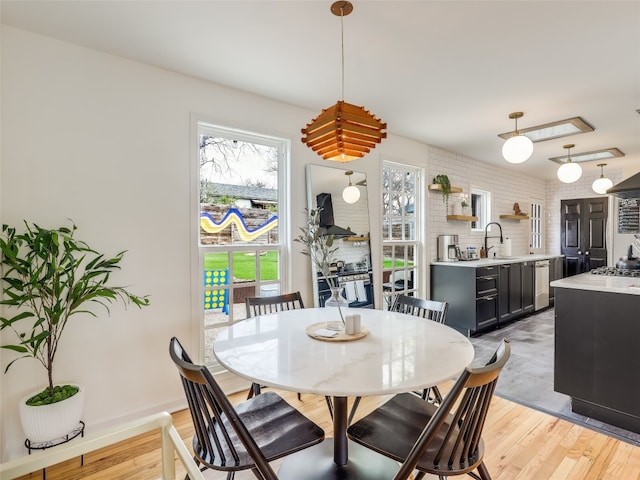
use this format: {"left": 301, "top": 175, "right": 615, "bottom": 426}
{"left": 0, "top": 221, "right": 150, "bottom": 442}
{"left": 433, "top": 174, "right": 452, "bottom": 204}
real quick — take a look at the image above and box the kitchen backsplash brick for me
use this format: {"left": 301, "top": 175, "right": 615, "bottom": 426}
{"left": 427, "top": 146, "right": 546, "bottom": 262}
{"left": 425, "top": 146, "right": 626, "bottom": 264}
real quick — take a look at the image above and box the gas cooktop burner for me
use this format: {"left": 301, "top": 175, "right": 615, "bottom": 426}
{"left": 590, "top": 266, "right": 640, "bottom": 277}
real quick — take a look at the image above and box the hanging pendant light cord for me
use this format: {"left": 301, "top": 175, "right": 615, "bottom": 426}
{"left": 340, "top": 6, "right": 345, "bottom": 101}
{"left": 565, "top": 146, "right": 573, "bottom": 163}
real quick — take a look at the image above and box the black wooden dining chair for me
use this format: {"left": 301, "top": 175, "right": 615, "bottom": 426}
{"left": 245, "top": 292, "right": 305, "bottom": 400}
{"left": 346, "top": 339, "right": 511, "bottom": 480}
{"left": 244, "top": 292, "right": 335, "bottom": 418}
{"left": 345, "top": 295, "right": 450, "bottom": 425}
{"left": 391, "top": 294, "right": 448, "bottom": 323}
{"left": 245, "top": 291, "right": 305, "bottom": 317}
{"left": 169, "top": 337, "right": 325, "bottom": 480}
{"left": 391, "top": 294, "right": 449, "bottom": 404}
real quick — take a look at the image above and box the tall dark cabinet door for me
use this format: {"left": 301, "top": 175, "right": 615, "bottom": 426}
{"left": 561, "top": 197, "right": 608, "bottom": 276}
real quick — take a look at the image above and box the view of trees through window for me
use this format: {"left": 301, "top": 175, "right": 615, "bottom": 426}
{"left": 381, "top": 162, "right": 420, "bottom": 308}
{"left": 198, "top": 122, "right": 286, "bottom": 368}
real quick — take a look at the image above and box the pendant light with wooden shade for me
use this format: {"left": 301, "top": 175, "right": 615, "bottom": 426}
{"left": 301, "top": 1, "right": 387, "bottom": 163}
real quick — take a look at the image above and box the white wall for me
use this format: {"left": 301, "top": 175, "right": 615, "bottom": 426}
{"left": 0, "top": 26, "right": 433, "bottom": 459}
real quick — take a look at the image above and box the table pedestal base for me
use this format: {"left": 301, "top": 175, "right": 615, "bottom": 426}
{"left": 277, "top": 439, "right": 400, "bottom": 480}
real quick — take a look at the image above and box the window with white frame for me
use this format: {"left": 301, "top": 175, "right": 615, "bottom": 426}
{"left": 382, "top": 162, "right": 421, "bottom": 309}
{"left": 530, "top": 202, "right": 543, "bottom": 251}
{"left": 196, "top": 122, "right": 289, "bottom": 369}
{"left": 470, "top": 188, "right": 491, "bottom": 231}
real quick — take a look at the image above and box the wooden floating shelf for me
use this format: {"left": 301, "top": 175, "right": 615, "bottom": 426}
{"left": 343, "top": 236, "right": 370, "bottom": 242}
{"left": 500, "top": 215, "right": 530, "bottom": 220}
{"left": 447, "top": 215, "right": 478, "bottom": 221}
{"left": 428, "top": 184, "right": 463, "bottom": 193}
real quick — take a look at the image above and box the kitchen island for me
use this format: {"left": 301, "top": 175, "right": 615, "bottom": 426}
{"left": 551, "top": 273, "right": 640, "bottom": 433}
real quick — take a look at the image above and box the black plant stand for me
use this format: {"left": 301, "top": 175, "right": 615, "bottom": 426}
{"left": 25, "top": 421, "right": 85, "bottom": 480}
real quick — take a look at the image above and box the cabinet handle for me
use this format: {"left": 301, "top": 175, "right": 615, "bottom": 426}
{"left": 585, "top": 251, "right": 590, "bottom": 256}
{"left": 478, "top": 275, "right": 496, "bottom": 280}
{"left": 481, "top": 295, "right": 496, "bottom": 301}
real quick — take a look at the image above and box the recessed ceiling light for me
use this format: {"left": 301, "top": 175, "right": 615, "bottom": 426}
{"left": 549, "top": 147, "right": 625, "bottom": 164}
{"left": 498, "top": 116, "right": 594, "bottom": 143}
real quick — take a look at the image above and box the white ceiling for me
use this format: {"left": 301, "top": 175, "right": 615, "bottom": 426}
{"left": 2, "top": 0, "right": 639, "bottom": 180}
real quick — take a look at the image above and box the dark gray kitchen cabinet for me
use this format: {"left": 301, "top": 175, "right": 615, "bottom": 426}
{"left": 499, "top": 261, "right": 534, "bottom": 321}
{"left": 432, "top": 259, "right": 554, "bottom": 336}
{"left": 549, "top": 256, "right": 564, "bottom": 304}
{"left": 555, "top": 287, "right": 640, "bottom": 433}
{"left": 509, "top": 262, "right": 523, "bottom": 317}
{"left": 431, "top": 264, "right": 502, "bottom": 335}
{"left": 475, "top": 266, "right": 499, "bottom": 331}
{"left": 498, "top": 264, "right": 511, "bottom": 322}
{"left": 522, "top": 261, "right": 535, "bottom": 313}
{"left": 430, "top": 264, "right": 491, "bottom": 335}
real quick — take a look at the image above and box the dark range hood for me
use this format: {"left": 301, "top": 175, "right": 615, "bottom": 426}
{"left": 316, "top": 193, "right": 356, "bottom": 238}
{"left": 607, "top": 171, "right": 640, "bottom": 199}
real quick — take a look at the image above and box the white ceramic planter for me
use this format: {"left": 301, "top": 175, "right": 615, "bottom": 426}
{"left": 19, "top": 384, "right": 84, "bottom": 443}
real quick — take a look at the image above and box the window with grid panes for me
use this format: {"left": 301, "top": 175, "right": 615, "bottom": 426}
{"left": 382, "top": 162, "right": 421, "bottom": 309}
{"left": 196, "top": 121, "right": 289, "bottom": 370}
{"left": 530, "top": 202, "right": 543, "bottom": 251}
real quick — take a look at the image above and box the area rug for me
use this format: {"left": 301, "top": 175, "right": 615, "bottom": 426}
{"left": 468, "top": 308, "right": 640, "bottom": 446}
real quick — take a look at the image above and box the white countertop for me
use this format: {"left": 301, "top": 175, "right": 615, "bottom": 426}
{"left": 551, "top": 272, "right": 640, "bottom": 296}
{"left": 432, "top": 254, "right": 564, "bottom": 268}
{"left": 213, "top": 307, "right": 475, "bottom": 397}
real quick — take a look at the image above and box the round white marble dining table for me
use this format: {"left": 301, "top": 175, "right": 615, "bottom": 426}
{"left": 213, "top": 307, "right": 475, "bottom": 479}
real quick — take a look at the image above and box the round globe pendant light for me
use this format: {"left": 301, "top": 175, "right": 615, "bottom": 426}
{"left": 592, "top": 163, "right": 613, "bottom": 194}
{"left": 502, "top": 112, "right": 534, "bottom": 164}
{"left": 556, "top": 144, "right": 582, "bottom": 183}
{"left": 342, "top": 170, "right": 360, "bottom": 203}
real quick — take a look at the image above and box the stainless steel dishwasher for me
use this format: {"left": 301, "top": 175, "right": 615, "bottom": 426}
{"left": 534, "top": 260, "right": 550, "bottom": 310}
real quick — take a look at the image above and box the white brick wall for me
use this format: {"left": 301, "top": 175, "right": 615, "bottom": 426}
{"left": 426, "top": 146, "right": 546, "bottom": 262}
{"left": 425, "top": 148, "right": 629, "bottom": 263}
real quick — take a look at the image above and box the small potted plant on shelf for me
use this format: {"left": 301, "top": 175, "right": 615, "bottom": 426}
{"left": 461, "top": 199, "right": 469, "bottom": 215}
{"left": 0, "top": 220, "right": 150, "bottom": 443}
{"left": 433, "top": 174, "right": 452, "bottom": 204}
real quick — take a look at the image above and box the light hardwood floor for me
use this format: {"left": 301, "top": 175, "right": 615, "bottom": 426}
{"left": 13, "top": 387, "right": 640, "bottom": 480}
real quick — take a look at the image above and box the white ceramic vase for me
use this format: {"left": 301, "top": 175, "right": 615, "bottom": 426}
{"left": 19, "top": 384, "right": 85, "bottom": 443}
